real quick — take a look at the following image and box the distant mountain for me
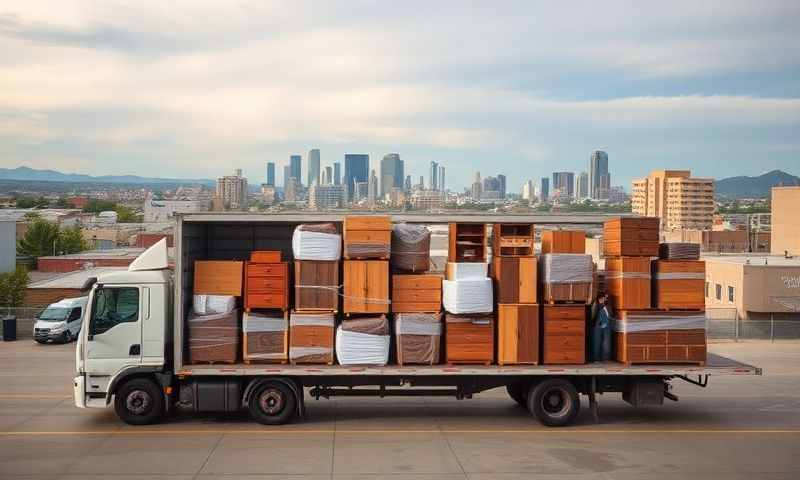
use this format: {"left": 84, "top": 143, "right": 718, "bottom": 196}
{"left": 715, "top": 170, "right": 800, "bottom": 198}
{"left": 0, "top": 166, "right": 215, "bottom": 186}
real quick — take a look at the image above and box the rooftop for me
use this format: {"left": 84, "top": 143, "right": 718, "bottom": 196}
{"left": 702, "top": 254, "right": 800, "bottom": 267}
{"left": 28, "top": 267, "right": 127, "bottom": 289}
{"left": 37, "top": 248, "right": 145, "bottom": 261}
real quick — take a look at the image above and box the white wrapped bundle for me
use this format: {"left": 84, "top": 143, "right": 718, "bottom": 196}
{"left": 446, "top": 262, "right": 489, "bottom": 280}
{"left": 442, "top": 278, "right": 493, "bottom": 314}
{"left": 292, "top": 224, "right": 342, "bottom": 260}
{"left": 542, "top": 254, "right": 593, "bottom": 284}
{"left": 335, "top": 327, "right": 390, "bottom": 365}
{"left": 192, "top": 295, "right": 236, "bottom": 316}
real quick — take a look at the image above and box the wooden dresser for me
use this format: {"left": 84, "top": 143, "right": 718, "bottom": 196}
{"left": 444, "top": 313, "right": 494, "bottom": 364}
{"left": 392, "top": 274, "right": 442, "bottom": 313}
{"left": 343, "top": 215, "right": 391, "bottom": 260}
{"left": 244, "top": 257, "right": 289, "bottom": 311}
{"left": 542, "top": 305, "right": 586, "bottom": 365}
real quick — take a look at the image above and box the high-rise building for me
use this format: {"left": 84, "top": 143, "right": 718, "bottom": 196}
{"left": 266, "top": 162, "right": 275, "bottom": 186}
{"left": 307, "top": 149, "right": 320, "bottom": 186}
{"left": 590, "top": 150, "right": 609, "bottom": 200}
{"left": 285, "top": 177, "right": 299, "bottom": 202}
{"left": 552, "top": 172, "right": 575, "bottom": 199}
{"left": 367, "top": 169, "right": 378, "bottom": 204}
{"left": 411, "top": 190, "right": 444, "bottom": 210}
{"left": 283, "top": 165, "right": 290, "bottom": 192}
{"left": 438, "top": 165, "right": 446, "bottom": 191}
{"left": 576, "top": 172, "right": 589, "bottom": 200}
{"left": 216, "top": 169, "right": 248, "bottom": 210}
{"left": 631, "top": 170, "right": 714, "bottom": 231}
{"left": 498, "top": 174, "right": 507, "bottom": 199}
{"left": 380, "top": 153, "right": 404, "bottom": 198}
{"left": 522, "top": 179, "right": 534, "bottom": 200}
{"left": 260, "top": 184, "right": 276, "bottom": 206}
{"left": 333, "top": 162, "right": 341, "bottom": 186}
{"left": 290, "top": 155, "right": 302, "bottom": 185}
{"left": 772, "top": 186, "right": 800, "bottom": 256}
{"left": 472, "top": 172, "right": 483, "bottom": 200}
{"left": 344, "top": 154, "right": 369, "bottom": 201}
{"left": 308, "top": 183, "right": 345, "bottom": 210}
{"left": 483, "top": 176, "right": 501, "bottom": 196}
{"left": 322, "top": 166, "right": 333, "bottom": 185}
{"left": 404, "top": 175, "right": 412, "bottom": 193}
{"left": 540, "top": 178, "right": 550, "bottom": 202}
{"left": 429, "top": 161, "right": 439, "bottom": 191}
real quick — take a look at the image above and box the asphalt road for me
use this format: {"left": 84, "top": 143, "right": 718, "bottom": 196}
{"left": 0, "top": 340, "right": 798, "bottom": 479}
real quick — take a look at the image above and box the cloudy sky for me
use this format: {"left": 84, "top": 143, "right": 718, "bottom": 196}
{"left": 1, "top": 1, "right": 799, "bottom": 191}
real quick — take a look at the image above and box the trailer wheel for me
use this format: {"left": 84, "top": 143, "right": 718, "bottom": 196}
{"left": 248, "top": 381, "right": 297, "bottom": 425}
{"left": 527, "top": 378, "right": 580, "bottom": 427}
{"left": 114, "top": 378, "right": 164, "bottom": 426}
{"left": 506, "top": 383, "right": 527, "bottom": 408}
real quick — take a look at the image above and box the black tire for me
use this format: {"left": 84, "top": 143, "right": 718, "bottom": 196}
{"left": 248, "top": 381, "right": 297, "bottom": 425}
{"left": 62, "top": 331, "right": 72, "bottom": 343}
{"left": 506, "top": 383, "right": 527, "bottom": 407}
{"left": 114, "top": 378, "right": 164, "bottom": 426}
{"left": 527, "top": 378, "right": 580, "bottom": 427}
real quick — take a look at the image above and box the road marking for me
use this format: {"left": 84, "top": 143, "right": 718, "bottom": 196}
{"left": 0, "top": 395, "right": 70, "bottom": 399}
{"left": 1, "top": 429, "right": 799, "bottom": 436}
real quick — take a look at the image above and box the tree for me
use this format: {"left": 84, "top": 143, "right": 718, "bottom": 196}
{"left": 115, "top": 204, "right": 143, "bottom": 223}
{"left": 54, "top": 196, "right": 73, "bottom": 208}
{"left": 0, "top": 267, "right": 30, "bottom": 311}
{"left": 17, "top": 218, "right": 60, "bottom": 258}
{"left": 14, "top": 196, "right": 49, "bottom": 209}
{"left": 83, "top": 199, "right": 117, "bottom": 213}
{"left": 58, "top": 225, "right": 89, "bottom": 254}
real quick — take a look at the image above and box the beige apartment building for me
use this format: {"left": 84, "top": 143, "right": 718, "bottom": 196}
{"left": 771, "top": 186, "right": 800, "bottom": 256}
{"left": 632, "top": 170, "right": 714, "bottom": 231}
{"left": 705, "top": 255, "right": 800, "bottom": 320}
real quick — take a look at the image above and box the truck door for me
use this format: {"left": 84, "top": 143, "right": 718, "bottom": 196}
{"left": 85, "top": 286, "right": 144, "bottom": 392}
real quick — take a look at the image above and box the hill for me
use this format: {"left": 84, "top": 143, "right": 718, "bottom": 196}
{"left": 0, "top": 166, "right": 215, "bottom": 186}
{"left": 715, "top": 170, "right": 799, "bottom": 198}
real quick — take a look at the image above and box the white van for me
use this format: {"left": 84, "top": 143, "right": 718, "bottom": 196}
{"left": 34, "top": 297, "right": 88, "bottom": 344}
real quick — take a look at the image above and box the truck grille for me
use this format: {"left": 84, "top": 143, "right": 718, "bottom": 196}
{"left": 35, "top": 328, "right": 51, "bottom": 334}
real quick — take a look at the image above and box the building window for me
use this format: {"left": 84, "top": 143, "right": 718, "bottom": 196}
{"left": 728, "top": 286, "right": 735, "bottom": 303}
{"left": 705, "top": 282, "right": 709, "bottom": 298}
{"left": 715, "top": 284, "right": 722, "bottom": 301}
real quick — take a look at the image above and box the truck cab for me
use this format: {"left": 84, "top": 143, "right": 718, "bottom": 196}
{"left": 74, "top": 239, "right": 173, "bottom": 424}
{"left": 34, "top": 296, "right": 88, "bottom": 343}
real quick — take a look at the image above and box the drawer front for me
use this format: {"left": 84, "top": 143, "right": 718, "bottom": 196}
{"left": 667, "top": 345, "right": 689, "bottom": 361}
{"left": 543, "top": 306, "right": 586, "bottom": 322}
{"left": 392, "top": 302, "right": 441, "bottom": 313}
{"left": 646, "top": 346, "right": 667, "bottom": 361}
{"left": 543, "top": 348, "right": 585, "bottom": 365}
{"left": 393, "top": 289, "right": 441, "bottom": 303}
{"left": 393, "top": 275, "right": 442, "bottom": 290}
{"left": 624, "top": 331, "right": 667, "bottom": 346}
{"left": 345, "top": 230, "right": 391, "bottom": 244}
{"left": 246, "top": 293, "right": 287, "bottom": 309}
{"left": 247, "top": 277, "right": 287, "bottom": 293}
{"left": 544, "top": 334, "right": 584, "bottom": 351}
{"left": 251, "top": 251, "right": 282, "bottom": 263}
{"left": 667, "top": 329, "right": 706, "bottom": 345}
{"left": 290, "top": 326, "right": 334, "bottom": 348}
{"left": 543, "top": 320, "right": 585, "bottom": 337}
{"left": 248, "top": 263, "right": 288, "bottom": 277}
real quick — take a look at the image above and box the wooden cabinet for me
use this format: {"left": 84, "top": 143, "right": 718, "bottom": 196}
{"left": 492, "top": 223, "right": 534, "bottom": 257}
{"left": 603, "top": 217, "right": 660, "bottom": 257}
{"left": 289, "top": 312, "right": 335, "bottom": 365}
{"left": 294, "top": 260, "right": 339, "bottom": 312}
{"left": 250, "top": 250, "right": 281, "bottom": 263}
{"left": 343, "top": 260, "right": 389, "bottom": 314}
{"left": 653, "top": 260, "right": 705, "bottom": 310}
{"left": 497, "top": 304, "right": 540, "bottom": 365}
{"left": 245, "top": 261, "right": 288, "bottom": 311}
{"left": 445, "top": 314, "right": 494, "bottom": 364}
{"left": 491, "top": 256, "right": 537, "bottom": 304}
{"left": 605, "top": 257, "right": 652, "bottom": 310}
{"left": 343, "top": 215, "right": 391, "bottom": 259}
{"left": 541, "top": 230, "right": 586, "bottom": 254}
{"left": 614, "top": 310, "right": 706, "bottom": 365}
{"left": 542, "top": 305, "right": 586, "bottom": 365}
{"left": 194, "top": 261, "right": 243, "bottom": 296}
{"left": 448, "top": 223, "right": 487, "bottom": 262}
{"left": 243, "top": 311, "right": 288, "bottom": 364}
{"left": 392, "top": 274, "right": 442, "bottom": 313}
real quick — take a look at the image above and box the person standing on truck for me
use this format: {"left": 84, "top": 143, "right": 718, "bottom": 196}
{"left": 590, "top": 291, "right": 612, "bottom": 362}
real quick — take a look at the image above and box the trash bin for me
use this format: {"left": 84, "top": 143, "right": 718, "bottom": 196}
{"left": 2, "top": 316, "right": 17, "bottom": 341}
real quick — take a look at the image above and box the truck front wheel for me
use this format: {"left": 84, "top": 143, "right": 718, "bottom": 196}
{"left": 527, "top": 378, "right": 580, "bottom": 427}
{"left": 248, "top": 381, "right": 297, "bottom": 425}
{"left": 114, "top": 378, "right": 164, "bottom": 425}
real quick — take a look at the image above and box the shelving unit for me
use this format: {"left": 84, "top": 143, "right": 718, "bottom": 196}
{"left": 448, "top": 223, "right": 487, "bottom": 262}
{"left": 492, "top": 223, "right": 535, "bottom": 257}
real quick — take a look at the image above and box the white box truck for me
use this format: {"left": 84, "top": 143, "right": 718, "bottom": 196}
{"left": 74, "top": 213, "right": 761, "bottom": 427}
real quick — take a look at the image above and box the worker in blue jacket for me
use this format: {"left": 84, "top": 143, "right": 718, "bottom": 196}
{"left": 590, "top": 292, "right": 613, "bottom": 362}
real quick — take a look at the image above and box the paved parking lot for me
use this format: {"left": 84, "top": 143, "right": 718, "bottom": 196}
{"left": 1, "top": 339, "right": 798, "bottom": 479}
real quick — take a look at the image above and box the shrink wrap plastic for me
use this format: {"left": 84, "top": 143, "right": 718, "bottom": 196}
{"left": 447, "top": 262, "right": 489, "bottom": 279}
{"left": 442, "top": 278, "right": 493, "bottom": 314}
{"left": 613, "top": 313, "right": 706, "bottom": 333}
{"left": 659, "top": 243, "right": 701, "bottom": 260}
{"left": 292, "top": 224, "right": 342, "bottom": 260}
{"left": 542, "top": 254, "right": 594, "bottom": 284}
{"left": 187, "top": 308, "right": 239, "bottom": 363}
{"left": 243, "top": 312, "right": 287, "bottom": 361}
{"left": 396, "top": 313, "right": 442, "bottom": 365}
{"left": 289, "top": 312, "right": 335, "bottom": 363}
{"left": 336, "top": 315, "right": 390, "bottom": 365}
{"left": 192, "top": 295, "right": 236, "bottom": 316}
{"left": 391, "top": 224, "right": 431, "bottom": 272}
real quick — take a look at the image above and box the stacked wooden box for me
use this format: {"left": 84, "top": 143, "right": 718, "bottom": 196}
{"left": 190, "top": 260, "right": 244, "bottom": 364}
{"left": 603, "top": 217, "right": 660, "bottom": 257}
{"left": 652, "top": 257, "right": 705, "bottom": 310}
{"left": 542, "top": 304, "right": 586, "bottom": 364}
{"left": 343, "top": 216, "right": 390, "bottom": 314}
{"left": 289, "top": 312, "right": 335, "bottom": 365}
{"left": 492, "top": 224, "right": 539, "bottom": 365}
{"left": 242, "top": 251, "right": 289, "bottom": 363}
{"left": 614, "top": 310, "right": 706, "bottom": 365}
{"left": 541, "top": 230, "right": 586, "bottom": 255}
{"left": 603, "top": 218, "right": 659, "bottom": 311}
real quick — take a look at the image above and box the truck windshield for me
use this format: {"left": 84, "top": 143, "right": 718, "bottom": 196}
{"left": 37, "top": 307, "right": 70, "bottom": 322}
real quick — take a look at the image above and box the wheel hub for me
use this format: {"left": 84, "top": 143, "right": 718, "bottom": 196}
{"left": 126, "top": 390, "right": 152, "bottom": 416}
{"left": 542, "top": 389, "right": 569, "bottom": 417}
{"left": 259, "top": 389, "right": 285, "bottom": 415}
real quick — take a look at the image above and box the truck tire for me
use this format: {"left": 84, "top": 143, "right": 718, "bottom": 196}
{"left": 527, "top": 378, "right": 580, "bottom": 427}
{"left": 248, "top": 381, "right": 297, "bottom": 425}
{"left": 114, "top": 378, "right": 164, "bottom": 426}
{"left": 506, "top": 383, "right": 527, "bottom": 407}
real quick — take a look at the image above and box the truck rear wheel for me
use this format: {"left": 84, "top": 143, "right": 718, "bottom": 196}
{"left": 248, "top": 381, "right": 297, "bottom": 425}
{"left": 114, "top": 378, "right": 164, "bottom": 425}
{"left": 527, "top": 378, "right": 580, "bottom": 427}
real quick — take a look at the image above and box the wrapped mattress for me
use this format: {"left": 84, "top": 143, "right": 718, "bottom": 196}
{"left": 187, "top": 308, "right": 239, "bottom": 364}
{"left": 192, "top": 294, "right": 236, "bottom": 316}
{"left": 292, "top": 223, "right": 342, "bottom": 260}
{"left": 396, "top": 313, "right": 442, "bottom": 365}
{"left": 446, "top": 262, "right": 489, "bottom": 280}
{"left": 442, "top": 278, "right": 493, "bottom": 314}
{"left": 391, "top": 224, "right": 431, "bottom": 272}
{"left": 336, "top": 315, "right": 390, "bottom": 365}
{"left": 541, "top": 254, "right": 594, "bottom": 303}
{"left": 659, "top": 242, "right": 700, "bottom": 260}
{"left": 243, "top": 312, "right": 288, "bottom": 363}
{"left": 289, "top": 312, "right": 335, "bottom": 364}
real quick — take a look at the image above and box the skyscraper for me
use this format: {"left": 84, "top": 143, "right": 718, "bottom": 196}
{"left": 498, "top": 174, "right": 507, "bottom": 199}
{"left": 429, "top": 161, "right": 439, "bottom": 191}
{"left": 552, "top": 172, "right": 575, "bottom": 198}
{"left": 404, "top": 175, "right": 412, "bottom": 192}
{"left": 307, "top": 149, "right": 321, "bottom": 186}
{"left": 522, "top": 179, "right": 534, "bottom": 200}
{"left": 540, "top": 177, "right": 550, "bottom": 202}
{"left": 216, "top": 169, "right": 248, "bottom": 210}
{"left": 590, "top": 150, "right": 609, "bottom": 200}
{"left": 438, "top": 165, "right": 446, "bottom": 191}
{"left": 333, "top": 162, "right": 341, "bottom": 186}
{"left": 290, "top": 155, "right": 302, "bottom": 185}
{"left": 367, "top": 169, "right": 378, "bottom": 204}
{"left": 576, "top": 172, "right": 589, "bottom": 200}
{"left": 323, "top": 166, "right": 333, "bottom": 185}
{"left": 380, "top": 153, "right": 404, "bottom": 198}
{"left": 472, "top": 172, "right": 482, "bottom": 200}
{"left": 266, "top": 162, "right": 275, "bottom": 186}
{"left": 283, "top": 165, "right": 290, "bottom": 192}
{"left": 344, "top": 154, "right": 369, "bottom": 201}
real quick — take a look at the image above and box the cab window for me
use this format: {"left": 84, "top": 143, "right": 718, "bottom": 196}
{"left": 90, "top": 288, "right": 139, "bottom": 336}
{"left": 68, "top": 307, "right": 82, "bottom": 322}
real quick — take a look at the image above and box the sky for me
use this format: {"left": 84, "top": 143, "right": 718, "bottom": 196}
{"left": 0, "top": 0, "right": 799, "bottom": 192}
